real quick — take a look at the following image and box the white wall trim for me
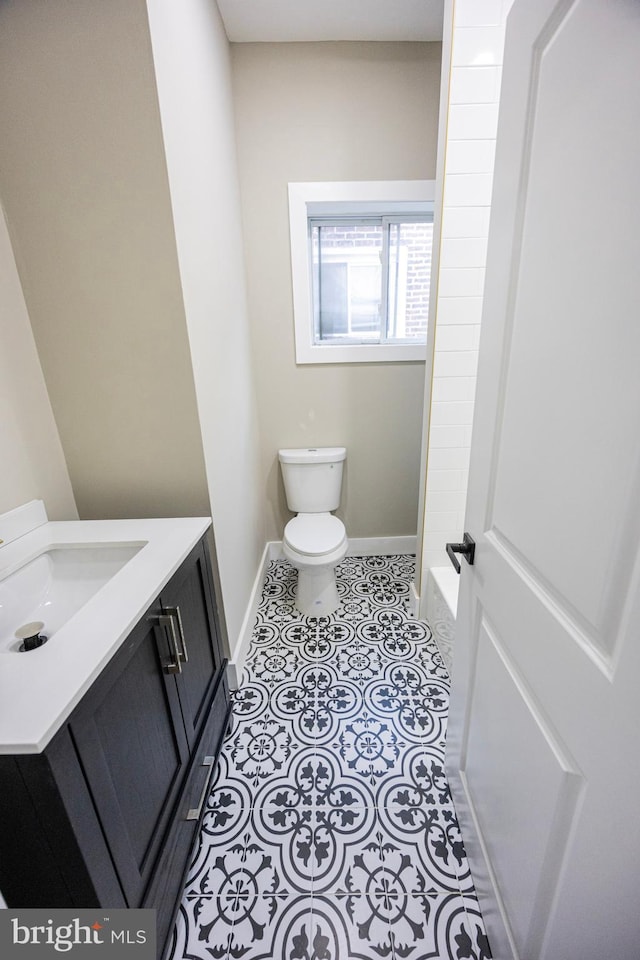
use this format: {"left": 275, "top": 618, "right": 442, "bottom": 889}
{"left": 268, "top": 540, "right": 285, "bottom": 560}
{"left": 346, "top": 535, "right": 417, "bottom": 557}
{"left": 416, "top": 0, "right": 455, "bottom": 613}
{"left": 227, "top": 540, "right": 271, "bottom": 689}
{"left": 409, "top": 580, "right": 421, "bottom": 618}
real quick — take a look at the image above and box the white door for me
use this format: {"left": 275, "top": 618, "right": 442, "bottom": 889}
{"left": 446, "top": 2, "right": 640, "bottom": 958}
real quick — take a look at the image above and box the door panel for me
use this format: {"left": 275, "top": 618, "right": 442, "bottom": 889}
{"left": 70, "top": 615, "right": 189, "bottom": 905}
{"left": 463, "top": 618, "right": 582, "bottom": 953}
{"left": 487, "top": 0, "right": 640, "bottom": 652}
{"left": 446, "top": 1, "right": 640, "bottom": 957}
{"left": 162, "top": 541, "right": 221, "bottom": 745}
{"left": 91, "top": 633, "right": 184, "bottom": 870}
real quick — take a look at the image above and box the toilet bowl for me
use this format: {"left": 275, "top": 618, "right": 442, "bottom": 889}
{"left": 278, "top": 447, "right": 348, "bottom": 616}
{"left": 283, "top": 513, "right": 348, "bottom": 616}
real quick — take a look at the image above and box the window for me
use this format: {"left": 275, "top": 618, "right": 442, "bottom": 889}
{"left": 289, "top": 181, "right": 435, "bottom": 364}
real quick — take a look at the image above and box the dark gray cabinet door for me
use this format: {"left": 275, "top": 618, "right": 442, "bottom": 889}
{"left": 160, "top": 540, "right": 222, "bottom": 747}
{"left": 68, "top": 611, "right": 191, "bottom": 907}
{"left": 67, "top": 540, "right": 224, "bottom": 911}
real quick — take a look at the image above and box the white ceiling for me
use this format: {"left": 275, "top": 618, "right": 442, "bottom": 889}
{"left": 217, "top": 0, "right": 445, "bottom": 43}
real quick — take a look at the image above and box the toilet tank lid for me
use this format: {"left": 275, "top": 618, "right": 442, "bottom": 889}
{"left": 278, "top": 447, "right": 346, "bottom": 464}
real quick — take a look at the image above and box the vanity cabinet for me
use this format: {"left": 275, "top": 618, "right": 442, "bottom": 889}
{"left": 0, "top": 536, "right": 231, "bottom": 958}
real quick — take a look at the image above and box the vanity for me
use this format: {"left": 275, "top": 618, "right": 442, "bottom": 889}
{"left": 0, "top": 502, "right": 231, "bottom": 957}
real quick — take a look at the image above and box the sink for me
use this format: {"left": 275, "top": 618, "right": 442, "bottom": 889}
{"left": 0, "top": 543, "right": 143, "bottom": 653}
{"left": 0, "top": 500, "right": 211, "bottom": 753}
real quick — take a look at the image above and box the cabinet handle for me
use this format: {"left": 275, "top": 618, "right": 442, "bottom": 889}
{"left": 186, "top": 756, "right": 216, "bottom": 821}
{"left": 165, "top": 605, "right": 188, "bottom": 663}
{"left": 148, "top": 613, "right": 182, "bottom": 674}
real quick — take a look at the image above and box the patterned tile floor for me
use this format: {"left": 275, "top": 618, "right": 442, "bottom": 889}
{"left": 168, "top": 555, "right": 492, "bottom": 960}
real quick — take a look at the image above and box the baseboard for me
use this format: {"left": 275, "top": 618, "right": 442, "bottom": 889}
{"left": 409, "top": 580, "right": 421, "bottom": 618}
{"left": 347, "top": 535, "right": 417, "bottom": 557}
{"left": 268, "top": 541, "right": 285, "bottom": 560}
{"left": 227, "top": 541, "right": 271, "bottom": 690}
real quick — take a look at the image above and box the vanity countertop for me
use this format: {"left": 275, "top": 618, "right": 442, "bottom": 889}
{"left": 0, "top": 503, "right": 211, "bottom": 754}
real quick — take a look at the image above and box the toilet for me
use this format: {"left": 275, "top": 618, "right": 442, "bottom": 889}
{"left": 278, "top": 447, "right": 348, "bottom": 616}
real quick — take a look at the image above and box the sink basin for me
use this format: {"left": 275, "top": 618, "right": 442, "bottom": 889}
{"left": 0, "top": 543, "right": 143, "bottom": 653}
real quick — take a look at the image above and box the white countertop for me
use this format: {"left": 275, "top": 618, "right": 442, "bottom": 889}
{"left": 0, "top": 507, "right": 211, "bottom": 754}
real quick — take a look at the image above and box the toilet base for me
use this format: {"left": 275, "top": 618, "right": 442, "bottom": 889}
{"left": 295, "top": 564, "right": 340, "bottom": 617}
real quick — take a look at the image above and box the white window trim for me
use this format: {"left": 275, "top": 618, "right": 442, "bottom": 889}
{"left": 289, "top": 180, "right": 436, "bottom": 365}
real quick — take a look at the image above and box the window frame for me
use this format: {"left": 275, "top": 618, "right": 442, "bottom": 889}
{"left": 289, "top": 180, "right": 436, "bottom": 364}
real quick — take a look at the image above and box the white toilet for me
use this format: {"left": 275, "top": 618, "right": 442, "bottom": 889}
{"left": 278, "top": 447, "right": 348, "bottom": 616}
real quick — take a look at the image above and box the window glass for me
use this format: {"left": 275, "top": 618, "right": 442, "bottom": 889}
{"left": 311, "top": 218, "right": 431, "bottom": 347}
{"left": 387, "top": 220, "right": 433, "bottom": 342}
{"left": 312, "top": 223, "right": 383, "bottom": 342}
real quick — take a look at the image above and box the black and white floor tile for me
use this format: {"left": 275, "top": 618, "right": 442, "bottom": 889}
{"left": 168, "top": 555, "right": 491, "bottom": 960}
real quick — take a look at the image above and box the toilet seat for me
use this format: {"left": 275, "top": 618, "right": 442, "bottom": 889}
{"left": 284, "top": 513, "right": 346, "bottom": 557}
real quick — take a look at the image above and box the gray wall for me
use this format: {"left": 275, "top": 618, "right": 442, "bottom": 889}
{"left": 146, "top": 0, "right": 265, "bottom": 653}
{"left": 0, "top": 0, "right": 210, "bottom": 522}
{"left": 0, "top": 204, "right": 77, "bottom": 520}
{"left": 231, "top": 41, "right": 441, "bottom": 541}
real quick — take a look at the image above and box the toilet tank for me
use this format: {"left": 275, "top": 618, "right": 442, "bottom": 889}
{"left": 278, "top": 447, "right": 346, "bottom": 513}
